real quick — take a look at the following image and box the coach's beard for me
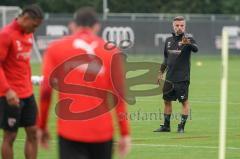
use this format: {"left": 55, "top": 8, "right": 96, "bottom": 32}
{"left": 176, "top": 30, "right": 183, "bottom": 36}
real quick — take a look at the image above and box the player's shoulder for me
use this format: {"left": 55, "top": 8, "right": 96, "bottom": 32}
{"left": 0, "top": 29, "right": 9, "bottom": 36}
{"left": 91, "top": 34, "right": 106, "bottom": 46}
{"left": 166, "top": 33, "right": 176, "bottom": 41}
{"left": 48, "top": 35, "right": 73, "bottom": 49}
{"left": 90, "top": 35, "right": 119, "bottom": 53}
{"left": 43, "top": 38, "right": 66, "bottom": 58}
{"left": 93, "top": 37, "right": 121, "bottom": 63}
{"left": 185, "top": 33, "right": 195, "bottom": 39}
{"left": 0, "top": 28, "right": 12, "bottom": 42}
{"left": 166, "top": 36, "right": 172, "bottom": 41}
{"left": 164, "top": 36, "right": 174, "bottom": 44}
{"left": 1, "top": 21, "right": 16, "bottom": 33}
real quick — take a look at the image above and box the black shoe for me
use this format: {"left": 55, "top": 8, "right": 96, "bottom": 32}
{"left": 153, "top": 125, "right": 170, "bottom": 132}
{"left": 177, "top": 124, "right": 184, "bottom": 133}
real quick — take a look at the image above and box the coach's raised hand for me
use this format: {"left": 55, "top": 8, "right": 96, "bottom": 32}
{"left": 5, "top": 89, "right": 20, "bottom": 107}
{"left": 181, "top": 36, "right": 191, "bottom": 45}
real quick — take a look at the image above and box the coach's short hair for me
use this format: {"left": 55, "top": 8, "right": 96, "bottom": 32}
{"left": 20, "top": 4, "right": 44, "bottom": 19}
{"left": 73, "top": 7, "right": 99, "bottom": 27}
{"left": 173, "top": 16, "right": 185, "bottom": 21}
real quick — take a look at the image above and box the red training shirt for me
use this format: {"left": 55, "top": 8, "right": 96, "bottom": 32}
{"left": 0, "top": 20, "right": 34, "bottom": 98}
{"left": 38, "top": 28, "right": 130, "bottom": 142}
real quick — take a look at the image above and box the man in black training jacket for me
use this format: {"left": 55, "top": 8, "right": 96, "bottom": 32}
{"left": 154, "top": 16, "right": 198, "bottom": 133}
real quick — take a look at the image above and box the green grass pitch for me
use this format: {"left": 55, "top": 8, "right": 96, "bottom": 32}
{"left": 0, "top": 54, "right": 239, "bottom": 159}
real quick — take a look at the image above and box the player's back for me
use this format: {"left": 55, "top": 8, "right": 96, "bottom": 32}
{"left": 43, "top": 29, "right": 121, "bottom": 142}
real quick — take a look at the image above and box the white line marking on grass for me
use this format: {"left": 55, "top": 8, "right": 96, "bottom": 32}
{"left": 136, "top": 99, "right": 240, "bottom": 105}
{"left": 3, "top": 139, "right": 239, "bottom": 150}
{"left": 131, "top": 143, "right": 240, "bottom": 150}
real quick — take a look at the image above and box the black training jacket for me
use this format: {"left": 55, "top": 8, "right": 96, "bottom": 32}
{"left": 162, "top": 33, "right": 198, "bottom": 82}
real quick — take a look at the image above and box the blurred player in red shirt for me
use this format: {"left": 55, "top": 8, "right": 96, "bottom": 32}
{"left": 37, "top": 7, "right": 131, "bottom": 159}
{"left": 0, "top": 4, "right": 43, "bottom": 159}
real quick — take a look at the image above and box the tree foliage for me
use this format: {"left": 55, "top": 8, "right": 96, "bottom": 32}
{"left": 0, "top": 0, "right": 239, "bottom": 14}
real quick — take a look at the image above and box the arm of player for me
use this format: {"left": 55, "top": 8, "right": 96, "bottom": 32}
{"left": 189, "top": 37, "right": 198, "bottom": 53}
{"left": 110, "top": 52, "right": 131, "bottom": 159}
{"left": 157, "top": 41, "right": 168, "bottom": 84}
{"left": 37, "top": 47, "right": 54, "bottom": 149}
{"left": 0, "top": 32, "right": 11, "bottom": 93}
{"left": 116, "top": 97, "right": 131, "bottom": 159}
{"left": 37, "top": 77, "right": 52, "bottom": 130}
{"left": 162, "top": 40, "right": 168, "bottom": 70}
{"left": 0, "top": 32, "right": 19, "bottom": 106}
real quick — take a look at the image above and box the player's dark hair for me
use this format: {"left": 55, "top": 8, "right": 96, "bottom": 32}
{"left": 20, "top": 4, "right": 44, "bottom": 19}
{"left": 173, "top": 16, "right": 185, "bottom": 21}
{"left": 73, "top": 7, "right": 99, "bottom": 27}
